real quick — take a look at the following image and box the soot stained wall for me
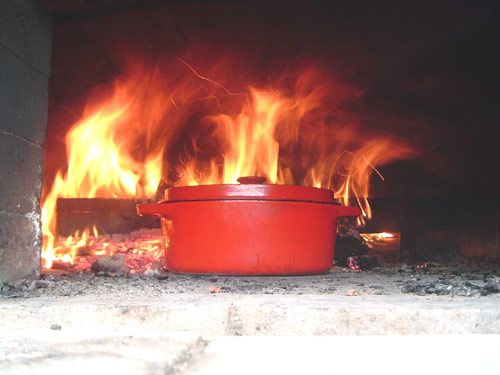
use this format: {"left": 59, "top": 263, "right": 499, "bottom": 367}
{"left": 0, "top": 0, "right": 52, "bottom": 282}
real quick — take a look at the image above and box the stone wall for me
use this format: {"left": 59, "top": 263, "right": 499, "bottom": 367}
{"left": 0, "top": 0, "right": 52, "bottom": 282}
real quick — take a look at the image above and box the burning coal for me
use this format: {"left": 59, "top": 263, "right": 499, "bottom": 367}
{"left": 41, "top": 58, "right": 415, "bottom": 270}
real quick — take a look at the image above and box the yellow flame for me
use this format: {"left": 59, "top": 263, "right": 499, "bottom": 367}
{"left": 41, "top": 72, "right": 166, "bottom": 268}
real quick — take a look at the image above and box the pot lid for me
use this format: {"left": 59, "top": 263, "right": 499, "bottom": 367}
{"left": 163, "top": 176, "right": 335, "bottom": 203}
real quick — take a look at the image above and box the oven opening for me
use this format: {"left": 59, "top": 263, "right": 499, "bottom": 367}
{"left": 1, "top": 2, "right": 499, "bottom": 365}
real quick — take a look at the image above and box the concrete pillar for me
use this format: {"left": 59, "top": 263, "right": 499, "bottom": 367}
{"left": 0, "top": 0, "right": 52, "bottom": 281}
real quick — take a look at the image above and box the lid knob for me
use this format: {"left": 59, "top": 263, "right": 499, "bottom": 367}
{"left": 237, "top": 176, "right": 267, "bottom": 185}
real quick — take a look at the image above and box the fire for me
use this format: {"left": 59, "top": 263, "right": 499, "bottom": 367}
{"left": 41, "top": 67, "right": 169, "bottom": 269}
{"left": 41, "top": 58, "right": 415, "bottom": 270}
{"left": 180, "top": 88, "right": 283, "bottom": 185}
{"left": 361, "top": 232, "right": 401, "bottom": 253}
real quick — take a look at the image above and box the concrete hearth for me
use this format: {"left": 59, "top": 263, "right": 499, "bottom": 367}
{"left": 1, "top": 266, "right": 500, "bottom": 373}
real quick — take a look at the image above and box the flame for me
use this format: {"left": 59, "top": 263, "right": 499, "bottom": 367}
{"left": 182, "top": 88, "right": 283, "bottom": 185}
{"left": 41, "top": 59, "right": 415, "bottom": 270}
{"left": 41, "top": 68, "right": 169, "bottom": 269}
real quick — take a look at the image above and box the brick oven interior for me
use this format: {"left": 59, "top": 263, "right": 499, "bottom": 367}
{"left": 1, "top": 0, "right": 499, "bottom": 372}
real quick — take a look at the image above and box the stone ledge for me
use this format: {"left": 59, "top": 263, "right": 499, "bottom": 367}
{"left": 1, "top": 294, "right": 499, "bottom": 336}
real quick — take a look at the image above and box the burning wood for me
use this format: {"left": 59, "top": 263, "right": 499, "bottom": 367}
{"left": 335, "top": 220, "right": 381, "bottom": 270}
{"left": 361, "top": 232, "right": 401, "bottom": 254}
{"left": 56, "top": 198, "right": 158, "bottom": 236}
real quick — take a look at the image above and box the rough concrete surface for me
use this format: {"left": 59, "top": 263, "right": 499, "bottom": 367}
{"left": 1, "top": 334, "right": 500, "bottom": 374}
{"left": 1, "top": 292, "right": 499, "bottom": 337}
{"left": 1, "top": 265, "right": 499, "bottom": 336}
{"left": 0, "top": 132, "right": 43, "bottom": 282}
{"left": 0, "top": 332, "right": 206, "bottom": 375}
{"left": 0, "top": 0, "right": 51, "bottom": 282}
{"left": 0, "top": 134, "right": 43, "bottom": 214}
{"left": 1, "top": 266, "right": 499, "bottom": 373}
{"left": 0, "top": 210, "right": 40, "bottom": 282}
{"left": 0, "top": 0, "right": 52, "bottom": 76}
{"left": 0, "top": 47, "right": 49, "bottom": 145}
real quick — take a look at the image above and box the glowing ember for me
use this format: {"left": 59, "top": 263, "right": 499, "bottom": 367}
{"left": 51, "top": 229, "right": 164, "bottom": 274}
{"left": 346, "top": 257, "right": 362, "bottom": 272}
{"left": 362, "top": 232, "right": 395, "bottom": 241}
{"left": 41, "top": 58, "right": 415, "bottom": 271}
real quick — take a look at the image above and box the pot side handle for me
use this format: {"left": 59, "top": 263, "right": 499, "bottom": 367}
{"left": 136, "top": 203, "right": 175, "bottom": 219}
{"left": 334, "top": 205, "right": 361, "bottom": 217}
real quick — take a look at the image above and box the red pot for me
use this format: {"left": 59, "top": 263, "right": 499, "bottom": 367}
{"left": 137, "top": 177, "right": 360, "bottom": 275}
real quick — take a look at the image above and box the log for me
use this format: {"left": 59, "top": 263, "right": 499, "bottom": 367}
{"left": 56, "top": 198, "right": 159, "bottom": 236}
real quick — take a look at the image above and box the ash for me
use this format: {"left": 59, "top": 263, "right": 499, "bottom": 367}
{"left": 400, "top": 262, "right": 500, "bottom": 296}
{"left": 1, "top": 261, "right": 499, "bottom": 299}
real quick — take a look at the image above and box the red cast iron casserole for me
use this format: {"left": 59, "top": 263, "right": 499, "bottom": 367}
{"left": 137, "top": 177, "right": 360, "bottom": 275}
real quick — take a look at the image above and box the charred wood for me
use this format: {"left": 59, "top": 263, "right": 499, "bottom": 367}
{"left": 56, "top": 198, "right": 159, "bottom": 236}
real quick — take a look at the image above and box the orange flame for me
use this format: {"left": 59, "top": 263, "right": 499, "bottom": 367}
{"left": 41, "top": 68, "right": 169, "bottom": 269}
{"left": 41, "top": 59, "right": 415, "bottom": 269}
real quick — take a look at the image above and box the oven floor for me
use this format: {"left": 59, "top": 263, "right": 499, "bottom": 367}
{"left": 1, "top": 263, "right": 499, "bottom": 373}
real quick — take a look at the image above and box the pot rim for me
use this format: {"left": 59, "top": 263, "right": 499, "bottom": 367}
{"left": 163, "top": 183, "right": 336, "bottom": 203}
{"left": 158, "top": 197, "right": 342, "bottom": 205}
